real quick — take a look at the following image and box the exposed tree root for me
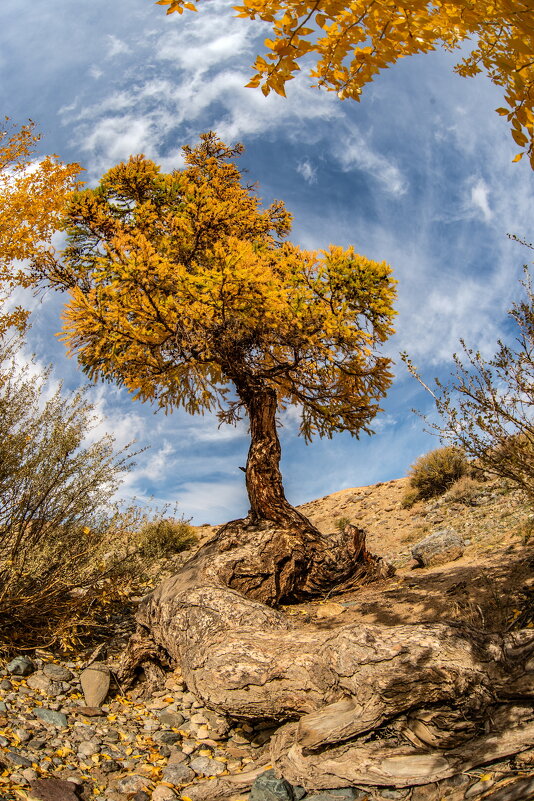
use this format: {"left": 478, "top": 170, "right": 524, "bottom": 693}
{"left": 119, "top": 520, "right": 534, "bottom": 791}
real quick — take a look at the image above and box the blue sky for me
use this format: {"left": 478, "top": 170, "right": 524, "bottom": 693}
{"left": 1, "top": 0, "right": 533, "bottom": 524}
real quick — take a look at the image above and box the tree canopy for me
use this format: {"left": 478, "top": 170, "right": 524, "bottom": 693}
{"left": 0, "top": 120, "right": 80, "bottom": 335}
{"left": 37, "top": 133, "right": 396, "bottom": 522}
{"left": 156, "top": 0, "right": 534, "bottom": 167}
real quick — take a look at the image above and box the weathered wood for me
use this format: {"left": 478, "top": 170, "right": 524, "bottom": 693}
{"left": 120, "top": 517, "right": 534, "bottom": 791}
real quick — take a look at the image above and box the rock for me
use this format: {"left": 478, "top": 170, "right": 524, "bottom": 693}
{"left": 43, "top": 664, "right": 74, "bottom": 682}
{"left": 411, "top": 529, "right": 465, "bottom": 567}
{"left": 77, "top": 741, "right": 100, "bottom": 758}
{"left": 28, "top": 777, "right": 82, "bottom": 801}
{"left": 100, "top": 759, "right": 122, "bottom": 774}
{"left": 315, "top": 602, "right": 346, "bottom": 619}
{"left": 6, "top": 656, "right": 35, "bottom": 676}
{"left": 292, "top": 789, "right": 307, "bottom": 801}
{"left": 158, "top": 710, "right": 185, "bottom": 728}
{"left": 0, "top": 678, "right": 12, "bottom": 690}
{"left": 189, "top": 755, "right": 226, "bottom": 776}
{"left": 151, "top": 786, "right": 178, "bottom": 801}
{"left": 27, "top": 672, "right": 53, "bottom": 693}
{"left": 250, "top": 769, "right": 294, "bottom": 801}
{"left": 306, "top": 791, "right": 367, "bottom": 801}
{"left": 378, "top": 790, "right": 411, "bottom": 800}
{"left": 5, "top": 750, "right": 33, "bottom": 768}
{"left": 80, "top": 662, "right": 110, "bottom": 707}
{"left": 155, "top": 731, "right": 182, "bottom": 745}
{"left": 32, "top": 708, "right": 68, "bottom": 727}
{"left": 116, "top": 775, "right": 152, "bottom": 794}
{"left": 76, "top": 706, "right": 105, "bottom": 717}
{"left": 162, "top": 761, "right": 196, "bottom": 784}
{"left": 0, "top": 735, "right": 9, "bottom": 747}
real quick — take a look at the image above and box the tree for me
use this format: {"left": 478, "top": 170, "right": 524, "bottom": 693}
{"left": 403, "top": 266, "right": 534, "bottom": 503}
{"left": 156, "top": 0, "right": 534, "bottom": 167}
{"left": 36, "top": 132, "right": 396, "bottom": 536}
{"left": 0, "top": 119, "right": 80, "bottom": 335}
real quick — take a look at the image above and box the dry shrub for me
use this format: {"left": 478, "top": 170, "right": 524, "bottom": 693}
{"left": 402, "top": 446, "right": 467, "bottom": 507}
{"left": 0, "top": 336, "right": 142, "bottom": 651}
{"left": 136, "top": 517, "right": 197, "bottom": 558}
{"left": 444, "top": 475, "right": 481, "bottom": 505}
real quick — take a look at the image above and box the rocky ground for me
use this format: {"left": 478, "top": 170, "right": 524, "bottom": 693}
{"left": 1, "top": 475, "right": 533, "bottom": 801}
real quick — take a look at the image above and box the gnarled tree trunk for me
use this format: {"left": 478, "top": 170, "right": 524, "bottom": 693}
{"left": 120, "top": 516, "right": 534, "bottom": 798}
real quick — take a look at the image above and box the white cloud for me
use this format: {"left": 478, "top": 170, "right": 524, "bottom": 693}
{"left": 297, "top": 159, "right": 317, "bottom": 184}
{"left": 334, "top": 131, "right": 408, "bottom": 196}
{"left": 469, "top": 178, "right": 493, "bottom": 222}
{"left": 106, "top": 34, "right": 131, "bottom": 58}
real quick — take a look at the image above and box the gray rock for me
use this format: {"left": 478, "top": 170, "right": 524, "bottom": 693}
{"left": 411, "top": 529, "right": 465, "bottom": 567}
{"left": 43, "top": 663, "right": 74, "bottom": 682}
{"left": 250, "top": 768, "right": 295, "bottom": 801}
{"left": 159, "top": 710, "right": 185, "bottom": 728}
{"left": 5, "top": 750, "right": 33, "bottom": 768}
{"left": 13, "top": 727, "right": 32, "bottom": 743}
{"left": 0, "top": 679, "right": 12, "bottom": 690}
{"left": 116, "top": 775, "right": 152, "bottom": 794}
{"left": 378, "top": 790, "right": 411, "bottom": 800}
{"left": 101, "top": 759, "right": 122, "bottom": 773}
{"left": 306, "top": 791, "right": 364, "bottom": 801}
{"left": 0, "top": 735, "right": 9, "bottom": 747}
{"left": 0, "top": 701, "right": 7, "bottom": 713}
{"left": 77, "top": 740, "right": 100, "bottom": 758}
{"left": 32, "top": 708, "right": 68, "bottom": 727}
{"left": 80, "top": 662, "right": 110, "bottom": 707}
{"left": 188, "top": 755, "right": 226, "bottom": 776}
{"left": 292, "top": 788, "right": 307, "bottom": 801}
{"left": 6, "top": 656, "right": 34, "bottom": 676}
{"left": 162, "top": 761, "right": 196, "bottom": 785}
{"left": 155, "top": 730, "right": 182, "bottom": 745}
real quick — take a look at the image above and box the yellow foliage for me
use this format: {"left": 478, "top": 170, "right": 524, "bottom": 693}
{"left": 0, "top": 119, "right": 80, "bottom": 334}
{"left": 40, "top": 133, "right": 395, "bottom": 449}
{"left": 156, "top": 0, "right": 534, "bottom": 167}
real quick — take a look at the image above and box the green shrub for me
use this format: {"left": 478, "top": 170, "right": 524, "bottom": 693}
{"left": 403, "top": 446, "right": 467, "bottom": 505}
{"left": 335, "top": 516, "right": 352, "bottom": 533}
{"left": 136, "top": 517, "right": 197, "bottom": 558}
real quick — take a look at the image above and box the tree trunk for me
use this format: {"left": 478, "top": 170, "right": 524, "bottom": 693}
{"left": 236, "top": 378, "right": 313, "bottom": 531}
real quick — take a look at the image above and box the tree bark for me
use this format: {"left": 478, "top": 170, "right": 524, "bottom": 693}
{"left": 235, "top": 377, "right": 313, "bottom": 531}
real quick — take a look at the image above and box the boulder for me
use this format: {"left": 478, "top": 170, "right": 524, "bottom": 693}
{"left": 6, "top": 656, "right": 35, "bottom": 676}
{"left": 411, "top": 529, "right": 465, "bottom": 567}
{"left": 250, "top": 769, "right": 294, "bottom": 801}
{"left": 28, "top": 777, "right": 81, "bottom": 801}
{"left": 79, "top": 662, "right": 110, "bottom": 707}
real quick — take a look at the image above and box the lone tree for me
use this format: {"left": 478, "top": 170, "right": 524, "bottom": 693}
{"left": 38, "top": 132, "right": 395, "bottom": 535}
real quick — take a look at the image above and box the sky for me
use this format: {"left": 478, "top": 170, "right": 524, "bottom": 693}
{"left": 1, "top": 0, "right": 533, "bottom": 525}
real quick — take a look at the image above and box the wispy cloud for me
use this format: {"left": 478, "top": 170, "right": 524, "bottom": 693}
{"left": 297, "top": 159, "right": 317, "bottom": 184}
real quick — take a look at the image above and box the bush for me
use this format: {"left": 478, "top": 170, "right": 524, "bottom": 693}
{"left": 136, "top": 517, "right": 197, "bottom": 558}
{"left": 0, "top": 336, "right": 139, "bottom": 650}
{"left": 443, "top": 475, "right": 481, "bottom": 505}
{"left": 403, "top": 446, "right": 468, "bottom": 506}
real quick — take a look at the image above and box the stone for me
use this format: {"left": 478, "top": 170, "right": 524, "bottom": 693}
{"left": 100, "top": 759, "right": 122, "bottom": 774}
{"left": 43, "top": 664, "right": 74, "bottom": 682}
{"left": 306, "top": 791, "right": 366, "bottom": 801}
{"left": 76, "top": 706, "right": 105, "bottom": 717}
{"left": 167, "top": 748, "right": 189, "bottom": 764}
{"left": 33, "top": 708, "right": 68, "bottom": 727}
{"left": 80, "top": 662, "right": 110, "bottom": 707}
{"left": 189, "top": 755, "right": 226, "bottom": 776}
{"left": 158, "top": 710, "right": 185, "bottom": 728}
{"left": 162, "top": 761, "right": 196, "bottom": 784}
{"left": 28, "top": 777, "right": 82, "bottom": 801}
{"left": 411, "top": 529, "right": 465, "bottom": 567}
{"left": 151, "top": 786, "right": 178, "bottom": 801}
{"left": 5, "top": 750, "right": 33, "bottom": 768}
{"left": 77, "top": 741, "right": 100, "bottom": 758}
{"left": 292, "top": 789, "right": 307, "bottom": 801}
{"left": 0, "top": 679, "right": 12, "bottom": 690}
{"left": 378, "top": 790, "right": 411, "bottom": 800}
{"left": 250, "top": 769, "right": 295, "bottom": 801}
{"left": 155, "top": 731, "right": 182, "bottom": 745}
{"left": 27, "top": 673, "right": 53, "bottom": 693}
{"left": 6, "top": 656, "right": 35, "bottom": 676}
{"left": 315, "top": 602, "right": 346, "bottom": 619}
{"left": 116, "top": 775, "right": 152, "bottom": 794}
{"left": 0, "top": 735, "right": 9, "bottom": 747}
